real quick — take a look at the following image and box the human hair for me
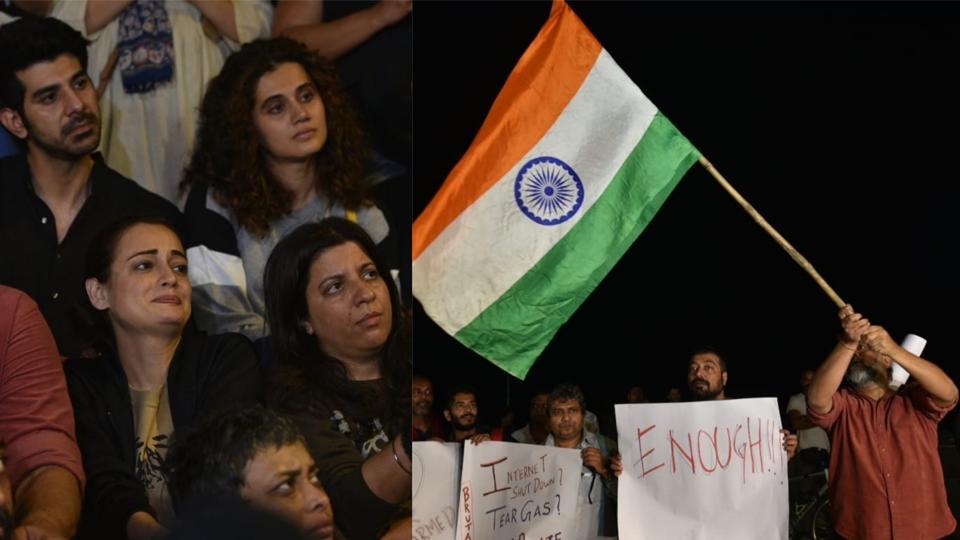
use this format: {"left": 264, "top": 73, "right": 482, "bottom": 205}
{"left": 444, "top": 384, "right": 478, "bottom": 410}
{"left": 529, "top": 388, "right": 551, "bottom": 404}
{"left": 690, "top": 346, "right": 728, "bottom": 372}
{"left": 165, "top": 406, "right": 304, "bottom": 512}
{"left": 0, "top": 16, "right": 89, "bottom": 114}
{"left": 547, "top": 383, "right": 586, "bottom": 413}
{"left": 76, "top": 216, "right": 182, "bottom": 355}
{"left": 265, "top": 218, "right": 409, "bottom": 434}
{"left": 181, "top": 37, "right": 367, "bottom": 237}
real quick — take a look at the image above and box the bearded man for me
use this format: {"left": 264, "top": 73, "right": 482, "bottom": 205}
{"left": 807, "top": 305, "right": 958, "bottom": 539}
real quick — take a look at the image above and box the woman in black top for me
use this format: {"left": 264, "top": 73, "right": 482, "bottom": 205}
{"left": 65, "top": 217, "right": 260, "bottom": 540}
{"left": 265, "top": 218, "right": 410, "bottom": 539}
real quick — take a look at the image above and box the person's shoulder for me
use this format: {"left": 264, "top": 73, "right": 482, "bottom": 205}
{"left": 94, "top": 156, "right": 182, "bottom": 216}
{"left": 0, "top": 152, "right": 26, "bottom": 170}
{"left": 183, "top": 327, "right": 256, "bottom": 360}
{"left": 786, "top": 392, "right": 805, "bottom": 407}
{"left": 510, "top": 426, "right": 530, "bottom": 442}
{"left": 0, "top": 153, "right": 28, "bottom": 187}
{"left": 185, "top": 183, "right": 235, "bottom": 223}
{"left": 0, "top": 285, "right": 39, "bottom": 342}
{"left": 355, "top": 202, "right": 389, "bottom": 243}
{"left": 0, "top": 285, "right": 49, "bottom": 330}
{"left": 63, "top": 352, "right": 117, "bottom": 381}
{"left": 0, "top": 284, "right": 33, "bottom": 309}
{"left": 831, "top": 386, "right": 862, "bottom": 405}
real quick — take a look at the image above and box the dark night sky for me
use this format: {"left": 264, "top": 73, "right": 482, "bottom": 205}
{"left": 412, "top": 2, "right": 959, "bottom": 431}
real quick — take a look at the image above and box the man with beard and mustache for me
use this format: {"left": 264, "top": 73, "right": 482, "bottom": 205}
{"left": 442, "top": 386, "right": 503, "bottom": 443}
{"left": 686, "top": 347, "right": 798, "bottom": 458}
{"left": 807, "top": 305, "right": 958, "bottom": 539}
{"left": 687, "top": 347, "right": 729, "bottom": 401}
{"left": 0, "top": 17, "right": 182, "bottom": 359}
{"left": 412, "top": 375, "right": 443, "bottom": 441}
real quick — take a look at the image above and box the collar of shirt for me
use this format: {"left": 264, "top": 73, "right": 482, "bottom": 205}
{"left": 544, "top": 429, "right": 597, "bottom": 450}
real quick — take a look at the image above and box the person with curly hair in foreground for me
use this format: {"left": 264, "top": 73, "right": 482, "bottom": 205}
{"left": 181, "top": 37, "right": 396, "bottom": 343}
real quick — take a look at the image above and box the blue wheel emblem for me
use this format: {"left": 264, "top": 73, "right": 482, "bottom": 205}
{"left": 514, "top": 156, "right": 584, "bottom": 225}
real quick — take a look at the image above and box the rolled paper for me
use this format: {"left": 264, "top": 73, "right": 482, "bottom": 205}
{"left": 890, "top": 334, "right": 926, "bottom": 389}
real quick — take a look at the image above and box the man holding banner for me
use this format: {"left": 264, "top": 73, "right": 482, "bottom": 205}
{"left": 686, "top": 348, "right": 799, "bottom": 459}
{"left": 443, "top": 386, "right": 504, "bottom": 444}
{"left": 543, "top": 384, "right": 616, "bottom": 539}
{"left": 807, "top": 305, "right": 958, "bottom": 539}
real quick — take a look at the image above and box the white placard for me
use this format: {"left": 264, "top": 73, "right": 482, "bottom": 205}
{"left": 456, "top": 441, "right": 581, "bottom": 540}
{"left": 616, "top": 398, "right": 789, "bottom": 540}
{"left": 413, "top": 442, "right": 462, "bottom": 540}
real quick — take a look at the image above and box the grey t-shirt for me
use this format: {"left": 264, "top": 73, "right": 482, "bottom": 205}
{"left": 198, "top": 191, "right": 389, "bottom": 340}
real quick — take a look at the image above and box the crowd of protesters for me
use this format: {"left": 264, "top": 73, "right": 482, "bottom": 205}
{"left": 0, "top": 3, "right": 410, "bottom": 539}
{"left": 417, "top": 308, "right": 959, "bottom": 539}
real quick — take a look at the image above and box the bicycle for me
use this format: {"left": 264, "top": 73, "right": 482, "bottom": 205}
{"left": 788, "top": 465, "right": 834, "bottom": 540}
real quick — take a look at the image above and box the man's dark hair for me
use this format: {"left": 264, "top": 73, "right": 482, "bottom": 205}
{"left": 0, "top": 17, "right": 89, "bottom": 113}
{"left": 165, "top": 406, "right": 304, "bottom": 512}
{"left": 690, "top": 346, "right": 728, "bottom": 372}
{"left": 445, "top": 384, "right": 478, "bottom": 410}
{"left": 528, "top": 387, "right": 551, "bottom": 403}
{"left": 547, "top": 383, "right": 586, "bottom": 413}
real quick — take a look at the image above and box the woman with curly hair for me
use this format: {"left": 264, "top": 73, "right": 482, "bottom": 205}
{"left": 264, "top": 218, "right": 410, "bottom": 539}
{"left": 181, "top": 37, "right": 395, "bottom": 342}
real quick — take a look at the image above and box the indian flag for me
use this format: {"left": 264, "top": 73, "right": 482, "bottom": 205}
{"left": 413, "top": 1, "right": 700, "bottom": 379}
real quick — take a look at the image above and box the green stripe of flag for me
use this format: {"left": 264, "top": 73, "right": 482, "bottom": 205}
{"left": 454, "top": 113, "right": 700, "bottom": 378}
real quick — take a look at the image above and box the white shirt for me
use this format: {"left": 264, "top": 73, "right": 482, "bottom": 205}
{"left": 544, "top": 430, "right": 616, "bottom": 539}
{"left": 786, "top": 392, "right": 831, "bottom": 451}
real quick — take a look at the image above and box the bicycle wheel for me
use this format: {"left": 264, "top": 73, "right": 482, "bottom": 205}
{"left": 811, "top": 499, "right": 834, "bottom": 540}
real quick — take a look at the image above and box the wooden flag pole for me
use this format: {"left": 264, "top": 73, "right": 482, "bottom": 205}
{"left": 697, "top": 155, "right": 845, "bottom": 308}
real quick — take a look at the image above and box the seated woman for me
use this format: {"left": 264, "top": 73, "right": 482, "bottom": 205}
{"left": 65, "top": 217, "right": 261, "bottom": 540}
{"left": 181, "top": 37, "right": 396, "bottom": 342}
{"left": 265, "top": 218, "right": 409, "bottom": 540}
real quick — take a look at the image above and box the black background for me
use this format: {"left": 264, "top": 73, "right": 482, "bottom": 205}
{"left": 413, "top": 2, "right": 959, "bottom": 434}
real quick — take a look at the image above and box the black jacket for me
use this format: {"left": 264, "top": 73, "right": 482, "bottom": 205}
{"left": 65, "top": 327, "right": 261, "bottom": 540}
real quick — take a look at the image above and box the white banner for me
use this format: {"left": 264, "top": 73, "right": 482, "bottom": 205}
{"left": 616, "top": 398, "right": 789, "bottom": 540}
{"left": 413, "top": 442, "right": 462, "bottom": 540}
{"left": 456, "top": 441, "right": 581, "bottom": 540}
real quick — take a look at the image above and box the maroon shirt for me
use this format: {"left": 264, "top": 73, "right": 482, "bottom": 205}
{"left": 808, "top": 386, "right": 955, "bottom": 539}
{"left": 0, "top": 286, "right": 84, "bottom": 491}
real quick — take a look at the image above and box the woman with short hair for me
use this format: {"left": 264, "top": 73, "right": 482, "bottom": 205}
{"left": 265, "top": 218, "right": 409, "bottom": 540}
